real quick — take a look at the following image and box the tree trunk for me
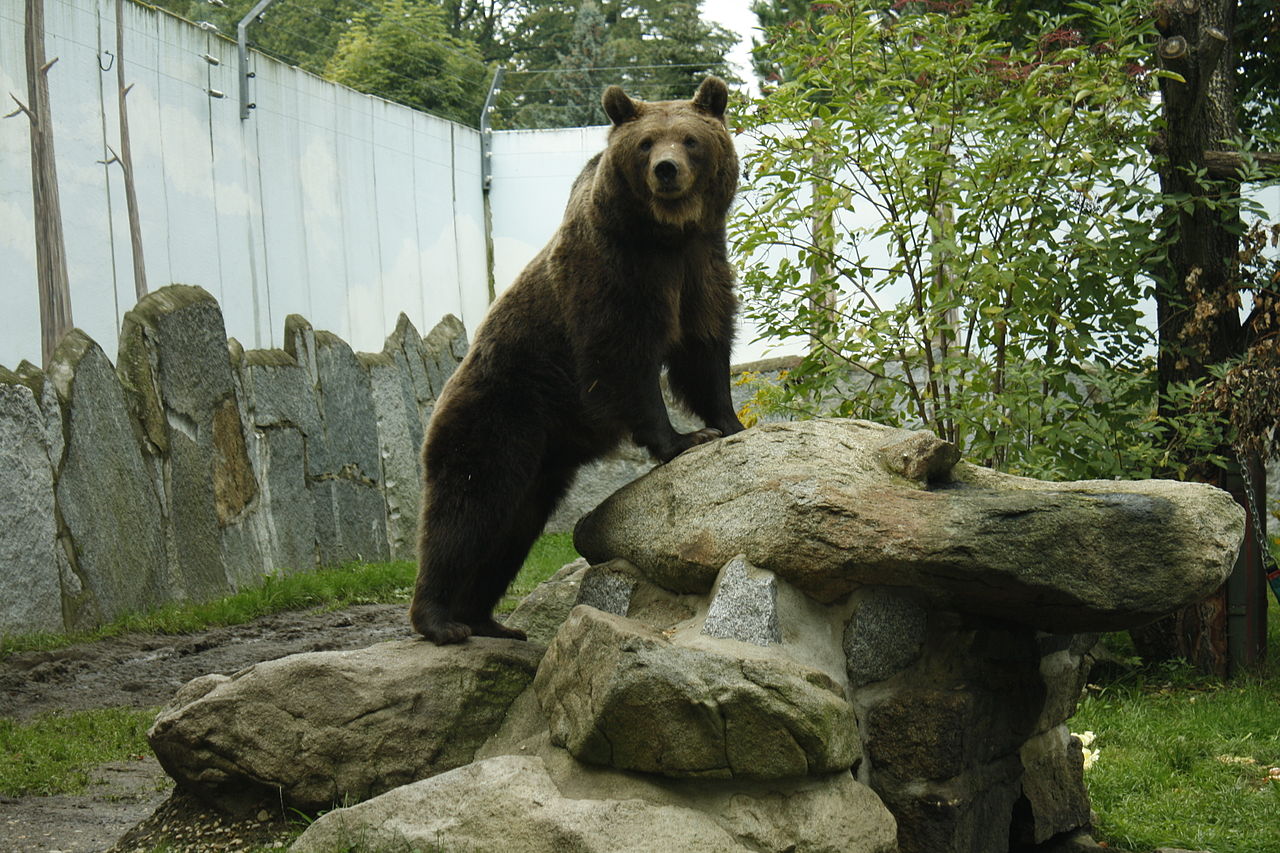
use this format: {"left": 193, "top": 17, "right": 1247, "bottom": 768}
{"left": 1134, "top": 0, "right": 1253, "bottom": 675}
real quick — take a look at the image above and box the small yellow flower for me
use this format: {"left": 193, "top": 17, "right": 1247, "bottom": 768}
{"left": 1072, "top": 731, "right": 1100, "bottom": 771}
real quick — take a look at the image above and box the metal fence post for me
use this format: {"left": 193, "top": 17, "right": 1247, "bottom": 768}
{"left": 480, "top": 65, "right": 505, "bottom": 191}
{"left": 237, "top": 0, "right": 279, "bottom": 120}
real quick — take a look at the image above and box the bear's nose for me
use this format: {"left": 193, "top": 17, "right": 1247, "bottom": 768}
{"left": 653, "top": 159, "right": 680, "bottom": 184}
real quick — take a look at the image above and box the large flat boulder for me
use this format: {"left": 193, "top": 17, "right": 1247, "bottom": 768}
{"left": 575, "top": 419, "right": 1243, "bottom": 633}
{"left": 290, "top": 755, "right": 749, "bottom": 853}
{"left": 290, "top": 754, "right": 899, "bottom": 853}
{"left": 148, "top": 638, "right": 542, "bottom": 812}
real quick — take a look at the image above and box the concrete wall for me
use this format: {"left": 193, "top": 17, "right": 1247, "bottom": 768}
{"left": 0, "top": 285, "right": 466, "bottom": 638}
{"left": 1, "top": 0, "right": 487, "bottom": 366}
{"left": 0, "top": 1, "right": 792, "bottom": 368}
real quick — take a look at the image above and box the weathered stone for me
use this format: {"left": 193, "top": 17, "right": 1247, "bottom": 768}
{"left": 478, "top": 688, "right": 898, "bottom": 852}
{"left": 850, "top": 616, "right": 1055, "bottom": 852}
{"left": 290, "top": 755, "right": 750, "bottom": 853}
{"left": 1035, "top": 633, "right": 1098, "bottom": 733}
{"left": 535, "top": 606, "right": 859, "bottom": 779}
{"left": 48, "top": 331, "right": 168, "bottom": 627}
{"left": 384, "top": 313, "right": 435, "bottom": 429}
{"left": 421, "top": 314, "right": 466, "bottom": 399}
{"left": 702, "top": 556, "right": 782, "bottom": 646}
{"left": 578, "top": 559, "right": 640, "bottom": 616}
{"left": 360, "top": 351, "right": 421, "bottom": 561}
{"left": 1037, "top": 830, "right": 1110, "bottom": 852}
{"left": 238, "top": 342, "right": 323, "bottom": 573}
{"left": 292, "top": 751, "right": 898, "bottom": 853}
{"left": 149, "top": 638, "right": 542, "bottom": 812}
{"left": 860, "top": 621, "right": 1044, "bottom": 780}
{"left": 254, "top": 426, "right": 317, "bottom": 573}
{"left": 1014, "top": 725, "right": 1091, "bottom": 846}
{"left": 875, "top": 756, "right": 1023, "bottom": 853}
{"left": 311, "top": 331, "right": 387, "bottom": 565}
{"left": 117, "top": 285, "right": 261, "bottom": 599}
{"left": 576, "top": 419, "right": 1244, "bottom": 632}
{"left": 0, "top": 368, "right": 64, "bottom": 635}
{"left": 505, "top": 558, "right": 591, "bottom": 645}
{"left": 844, "top": 588, "right": 928, "bottom": 686}
{"left": 876, "top": 428, "right": 961, "bottom": 482}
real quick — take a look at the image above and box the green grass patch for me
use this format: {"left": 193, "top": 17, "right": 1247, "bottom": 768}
{"left": 1072, "top": 590, "right": 1280, "bottom": 853}
{"left": 0, "top": 707, "right": 155, "bottom": 797}
{"left": 498, "top": 532, "right": 581, "bottom": 612}
{"left": 2, "top": 534, "right": 582, "bottom": 658}
{"left": 1, "top": 560, "right": 419, "bottom": 658}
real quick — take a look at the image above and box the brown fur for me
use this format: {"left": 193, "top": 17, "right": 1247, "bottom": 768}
{"left": 409, "top": 77, "right": 745, "bottom": 645}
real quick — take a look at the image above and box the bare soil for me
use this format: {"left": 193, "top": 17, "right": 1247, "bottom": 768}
{"left": 0, "top": 603, "right": 412, "bottom": 852}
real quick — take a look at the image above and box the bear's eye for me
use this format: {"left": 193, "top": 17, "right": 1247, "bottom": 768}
{"left": 684, "top": 136, "right": 698, "bottom": 148}
{"left": 639, "top": 139, "right": 653, "bottom": 152}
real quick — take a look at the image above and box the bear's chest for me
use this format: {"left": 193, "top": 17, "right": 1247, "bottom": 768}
{"left": 632, "top": 250, "right": 710, "bottom": 340}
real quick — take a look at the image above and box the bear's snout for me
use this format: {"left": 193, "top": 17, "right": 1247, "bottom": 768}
{"left": 654, "top": 158, "right": 679, "bottom": 183}
{"left": 649, "top": 151, "right": 692, "bottom": 198}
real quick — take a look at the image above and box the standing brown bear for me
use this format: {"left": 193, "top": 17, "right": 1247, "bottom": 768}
{"left": 410, "top": 77, "right": 745, "bottom": 645}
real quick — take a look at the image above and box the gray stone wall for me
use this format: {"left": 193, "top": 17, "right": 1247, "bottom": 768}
{"left": 0, "top": 285, "right": 467, "bottom": 638}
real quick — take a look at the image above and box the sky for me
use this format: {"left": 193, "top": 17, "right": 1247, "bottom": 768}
{"left": 702, "top": 0, "right": 761, "bottom": 86}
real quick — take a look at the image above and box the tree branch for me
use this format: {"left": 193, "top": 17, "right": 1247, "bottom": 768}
{"left": 1202, "top": 150, "right": 1280, "bottom": 181}
{"left": 5, "top": 94, "right": 34, "bottom": 121}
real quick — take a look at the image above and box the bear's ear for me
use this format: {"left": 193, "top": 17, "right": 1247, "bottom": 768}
{"left": 603, "top": 86, "right": 640, "bottom": 126}
{"left": 692, "top": 76, "right": 729, "bottom": 122}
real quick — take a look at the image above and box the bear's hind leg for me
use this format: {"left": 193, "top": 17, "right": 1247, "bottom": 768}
{"left": 456, "top": 464, "right": 573, "bottom": 639}
{"left": 410, "top": 522, "right": 475, "bottom": 645}
{"left": 461, "top": 532, "right": 532, "bottom": 640}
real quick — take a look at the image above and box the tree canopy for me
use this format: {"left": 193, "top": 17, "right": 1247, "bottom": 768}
{"left": 148, "top": 0, "right": 737, "bottom": 127}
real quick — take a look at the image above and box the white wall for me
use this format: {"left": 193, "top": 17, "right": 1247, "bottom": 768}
{"left": 1, "top": 0, "right": 487, "bottom": 368}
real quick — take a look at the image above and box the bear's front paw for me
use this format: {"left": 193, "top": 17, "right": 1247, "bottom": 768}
{"left": 668, "top": 427, "right": 722, "bottom": 461}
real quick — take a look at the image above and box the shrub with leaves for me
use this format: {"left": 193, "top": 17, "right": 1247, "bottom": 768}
{"left": 732, "top": 0, "right": 1192, "bottom": 479}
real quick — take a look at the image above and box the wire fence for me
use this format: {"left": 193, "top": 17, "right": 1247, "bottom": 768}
{"left": 219, "top": 0, "right": 738, "bottom": 129}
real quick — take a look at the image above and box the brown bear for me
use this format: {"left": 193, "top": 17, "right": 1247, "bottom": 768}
{"left": 409, "top": 76, "right": 745, "bottom": 645}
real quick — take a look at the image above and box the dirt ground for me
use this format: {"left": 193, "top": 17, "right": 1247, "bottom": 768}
{"left": 0, "top": 603, "right": 412, "bottom": 852}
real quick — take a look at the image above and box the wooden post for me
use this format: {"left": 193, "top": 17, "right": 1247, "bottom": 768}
{"left": 115, "top": 0, "right": 147, "bottom": 300}
{"left": 6, "top": 0, "right": 73, "bottom": 367}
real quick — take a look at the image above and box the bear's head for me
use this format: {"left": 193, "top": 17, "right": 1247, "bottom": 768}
{"left": 600, "top": 76, "right": 738, "bottom": 229}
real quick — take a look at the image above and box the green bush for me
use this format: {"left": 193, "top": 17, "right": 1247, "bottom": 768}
{"left": 732, "top": 0, "right": 1218, "bottom": 479}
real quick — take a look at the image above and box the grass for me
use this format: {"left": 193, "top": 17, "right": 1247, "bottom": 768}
{"left": 0, "top": 707, "right": 155, "bottom": 797}
{"left": 1071, "top": 588, "right": 1280, "bottom": 853}
{"left": 1, "top": 532, "right": 581, "bottom": 658}
{"left": 498, "top": 532, "right": 579, "bottom": 610}
{"left": 1, "top": 560, "right": 418, "bottom": 658}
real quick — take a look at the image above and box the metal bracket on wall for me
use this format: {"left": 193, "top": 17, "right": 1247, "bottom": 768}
{"left": 480, "top": 65, "right": 505, "bottom": 191}
{"left": 238, "top": 0, "right": 280, "bottom": 120}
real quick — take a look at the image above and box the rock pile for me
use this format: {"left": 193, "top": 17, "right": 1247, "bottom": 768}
{"left": 147, "top": 419, "right": 1243, "bottom": 853}
{"left": 0, "top": 285, "right": 467, "bottom": 636}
